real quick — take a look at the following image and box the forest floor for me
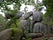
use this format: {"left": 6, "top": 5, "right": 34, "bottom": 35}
{"left": 33, "top": 33, "right": 53, "bottom": 40}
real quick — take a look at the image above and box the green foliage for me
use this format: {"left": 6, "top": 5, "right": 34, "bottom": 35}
{"left": 0, "top": 0, "right": 43, "bottom": 40}
{"left": 43, "top": 0, "right": 53, "bottom": 26}
{"left": 43, "top": 36, "right": 48, "bottom": 40}
{"left": 16, "top": 19, "right": 21, "bottom": 28}
{"left": 0, "top": 15, "right": 7, "bottom": 31}
{"left": 43, "top": 0, "right": 53, "bottom": 17}
{"left": 0, "top": 0, "right": 35, "bottom": 13}
{"left": 25, "top": 34, "right": 32, "bottom": 40}
{"left": 10, "top": 28, "right": 23, "bottom": 40}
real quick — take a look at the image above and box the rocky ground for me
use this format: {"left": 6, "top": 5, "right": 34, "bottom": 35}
{"left": 33, "top": 33, "right": 53, "bottom": 40}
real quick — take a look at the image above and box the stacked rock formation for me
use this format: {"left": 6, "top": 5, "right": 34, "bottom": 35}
{"left": 20, "top": 10, "right": 51, "bottom": 33}
{"left": 20, "top": 12, "right": 33, "bottom": 33}
{"left": 20, "top": 10, "right": 52, "bottom": 39}
{"left": 1, "top": 11, "right": 51, "bottom": 40}
{"left": 32, "top": 11, "right": 51, "bottom": 33}
{"left": 4, "top": 11, "right": 51, "bottom": 34}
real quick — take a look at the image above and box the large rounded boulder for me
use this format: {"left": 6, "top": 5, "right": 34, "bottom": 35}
{"left": 33, "top": 22, "right": 47, "bottom": 33}
{"left": 0, "top": 28, "right": 12, "bottom": 40}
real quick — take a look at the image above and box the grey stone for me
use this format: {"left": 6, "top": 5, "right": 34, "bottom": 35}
{"left": 15, "top": 11, "right": 24, "bottom": 19}
{"left": 21, "top": 12, "right": 33, "bottom": 20}
{"left": 47, "top": 26, "right": 51, "bottom": 32}
{"left": 33, "top": 22, "right": 47, "bottom": 33}
{"left": 29, "top": 20, "right": 34, "bottom": 32}
{"left": 32, "top": 11, "right": 43, "bottom": 22}
{"left": 0, "top": 28, "right": 12, "bottom": 40}
{"left": 5, "top": 13, "right": 15, "bottom": 19}
{"left": 5, "top": 11, "right": 24, "bottom": 19}
{"left": 48, "top": 37, "right": 53, "bottom": 40}
{"left": 27, "top": 33, "right": 43, "bottom": 38}
{"left": 20, "top": 20, "right": 29, "bottom": 31}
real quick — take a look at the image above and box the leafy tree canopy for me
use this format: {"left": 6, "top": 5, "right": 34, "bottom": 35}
{"left": 43, "top": 0, "right": 53, "bottom": 17}
{"left": 0, "top": 0, "right": 36, "bottom": 14}
{"left": 43, "top": 0, "right": 53, "bottom": 26}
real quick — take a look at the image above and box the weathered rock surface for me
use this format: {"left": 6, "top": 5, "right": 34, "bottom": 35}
{"left": 33, "top": 34, "right": 53, "bottom": 40}
{"left": 20, "top": 20, "right": 29, "bottom": 31}
{"left": 5, "top": 13, "right": 15, "bottom": 19}
{"left": 27, "top": 33, "right": 43, "bottom": 38}
{"left": 48, "top": 37, "right": 53, "bottom": 40}
{"left": 33, "top": 22, "right": 47, "bottom": 33}
{"left": 32, "top": 11, "right": 43, "bottom": 22}
{"left": 0, "top": 28, "right": 12, "bottom": 40}
{"left": 15, "top": 11, "right": 24, "bottom": 19}
{"left": 5, "top": 11, "right": 24, "bottom": 19}
{"left": 21, "top": 12, "right": 33, "bottom": 20}
{"left": 33, "top": 37, "right": 44, "bottom": 40}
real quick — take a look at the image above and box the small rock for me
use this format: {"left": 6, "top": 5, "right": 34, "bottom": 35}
{"left": 27, "top": 33, "right": 43, "bottom": 38}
